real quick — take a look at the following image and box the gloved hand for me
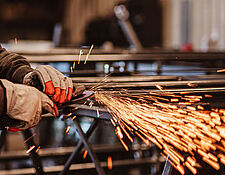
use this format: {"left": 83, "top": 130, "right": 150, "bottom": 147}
{"left": 23, "top": 65, "right": 73, "bottom": 103}
{"left": 1, "top": 79, "right": 58, "bottom": 130}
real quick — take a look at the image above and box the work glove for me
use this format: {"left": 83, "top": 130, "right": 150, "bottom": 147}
{"left": 23, "top": 65, "right": 73, "bottom": 103}
{"left": 1, "top": 79, "right": 58, "bottom": 130}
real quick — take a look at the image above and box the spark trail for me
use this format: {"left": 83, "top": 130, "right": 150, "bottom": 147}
{"left": 95, "top": 91, "right": 225, "bottom": 174}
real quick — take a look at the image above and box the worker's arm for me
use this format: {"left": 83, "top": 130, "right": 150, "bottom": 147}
{"left": 0, "top": 45, "right": 32, "bottom": 83}
{"left": 0, "top": 82, "right": 25, "bottom": 129}
{"left": 0, "top": 79, "right": 58, "bottom": 130}
{"left": 0, "top": 82, "right": 6, "bottom": 116}
{"left": 0, "top": 45, "right": 73, "bottom": 103}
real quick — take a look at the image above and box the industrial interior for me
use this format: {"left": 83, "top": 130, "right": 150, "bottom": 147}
{"left": 0, "top": 0, "right": 225, "bottom": 174}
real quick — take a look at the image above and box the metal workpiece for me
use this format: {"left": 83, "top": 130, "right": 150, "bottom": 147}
{"left": 73, "top": 79, "right": 225, "bottom": 90}
{"left": 63, "top": 103, "right": 112, "bottom": 120}
{"left": 72, "top": 84, "right": 86, "bottom": 97}
{"left": 70, "top": 74, "right": 225, "bottom": 88}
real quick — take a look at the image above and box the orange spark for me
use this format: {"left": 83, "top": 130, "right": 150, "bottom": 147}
{"left": 202, "top": 157, "right": 220, "bottom": 170}
{"left": 72, "top": 62, "right": 76, "bottom": 70}
{"left": 217, "top": 69, "right": 225, "bottom": 72}
{"left": 84, "top": 44, "right": 94, "bottom": 64}
{"left": 71, "top": 115, "right": 76, "bottom": 120}
{"left": 155, "top": 84, "right": 163, "bottom": 90}
{"left": 78, "top": 50, "right": 83, "bottom": 64}
{"left": 26, "top": 145, "right": 35, "bottom": 153}
{"left": 83, "top": 150, "right": 88, "bottom": 159}
{"left": 185, "top": 161, "right": 197, "bottom": 174}
{"left": 205, "top": 94, "right": 213, "bottom": 98}
{"left": 187, "top": 83, "right": 198, "bottom": 87}
{"left": 197, "top": 105, "right": 204, "bottom": 110}
{"left": 107, "top": 156, "right": 113, "bottom": 170}
{"left": 97, "top": 109, "right": 100, "bottom": 118}
{"left": 110, "top": 119, "right": 116, "bottom": 127}
{"left": 14, "top": 37, "right": 18, "bottom": 45}
{"left": 66, "top": 126, "right": 71, "bottom": 134}
{"left": 72, "top": 107, "right": 79, "bottom": 111}
{"left": 65, "top": 113, "right": 72, "bottom": 118}
{"left": 170, "top": 98, "right": 179, "bottom": 102}
{"left": 94, "top": 91, "right": 225, "bottom": 174}
{"left": 89, "top": 101, "right": 94, "bottom": 108}
{"left": 119, "top": 139, "right": 129, "bottom": 151}
{"left": 115, "top": 126, "right": 123, "bottom": 139}
{"left": 35, "top": 146, "right": 40, "bottom": 153}
{"left": 220, "top": 157, "right": 225, "bottom": 165}
{"left": 176, "top": 165, "right": 185, "bottom": 175}
{"left": 187, "top": 156, "right": 196, "bottom": 167}
{"left": 24, "top": 133, "right": 36, "bottom": 143}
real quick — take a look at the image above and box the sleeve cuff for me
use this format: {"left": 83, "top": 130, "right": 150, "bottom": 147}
{"left": 11, "top": 66, "right": 33, "bottom": 83}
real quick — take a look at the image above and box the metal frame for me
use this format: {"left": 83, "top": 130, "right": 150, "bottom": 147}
{"left": 162, "top": 156, "right": 172, "bottom": 175}
{"left": 0, "top": 107, "right": 110, "bottom": 175}
{"left": 0, "top": 130, "right": 7, "bottom": 152}
{"left": 22, "top": 130, "right": 44, "bottom": 175}
{"left": 60, "top": 118, "right": 100, "bottom": 175}
{"left": 0, "top": 129, "right": 45, "bottom": 175}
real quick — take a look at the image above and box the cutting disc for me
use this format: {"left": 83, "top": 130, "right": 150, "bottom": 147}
{"left": 70, "top": 90, "right": 95, "bottom": 103}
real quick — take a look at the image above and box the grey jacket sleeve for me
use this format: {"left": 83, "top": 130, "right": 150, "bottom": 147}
{"left": 0, "top": 45, "right": 33, "bottom": 83}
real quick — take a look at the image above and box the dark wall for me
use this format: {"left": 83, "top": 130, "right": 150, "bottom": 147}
{"left": 0, "top": 0, "right": 64, "bottom": 42}
{"left": 84, "top": 0, "right": 162, "bottom": 48}
{"left": 128, "top": 0, "right": 162, "bottom": 48}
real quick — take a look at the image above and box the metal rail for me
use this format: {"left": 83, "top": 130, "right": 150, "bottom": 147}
{"left": 75, "top": 79, "right": 225, "bottom": 89}
{"left": 97, "top": 87, "right": 225, "bottom": 95}
{"left": 0, "top": 157, "right": 163, "bottom": 175}
{"left": 23, "top": 52, "right": 225, "bottom": 62}
{"left": 71, "top": 75, "right": 179, "bottom": 83}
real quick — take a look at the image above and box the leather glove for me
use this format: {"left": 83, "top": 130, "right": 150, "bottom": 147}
{"left": 23, "top": 65, "right": 73, "bottom": 103}
{"left": 1, "top": 79, "right": 58, "bottom": 130}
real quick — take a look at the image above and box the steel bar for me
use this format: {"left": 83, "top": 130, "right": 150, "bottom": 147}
{"left": 162, "top": 156, "right": 172, "bottom": 175}
{"left": 96, "top": 87, "right": 225, "bottom": 95}
{"left": 78, "top": 79, "right": 225, "bottom": 89}
{"left": 0, "top": 143, "right": 152, "bottom": 161}
{"left": 0, "top": 157, "right": 164, "bottom": 175}
{"left": 60, "top": 119, "right": 99, "bottom": 175}
{"left": 71, "top": 75, "right": 179, "bottom": 83}
{"left": 22, "top": 129, "right": 44, "bottom": 175}
{"left": 73, "top": 118, "right": 106, "bottom": 175}
{"left": 23, "top": 52, "right": 225, "bottom": 63}
{"left": 65, "top": 68, "right": 223, "bottom": 76}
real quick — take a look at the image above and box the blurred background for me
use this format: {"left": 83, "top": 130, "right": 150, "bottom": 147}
{"left": 0, "top": 0, "right": 225, "bottom": 175}
{"left": 0, "top": 0, "right": 224, "bottom": 51}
